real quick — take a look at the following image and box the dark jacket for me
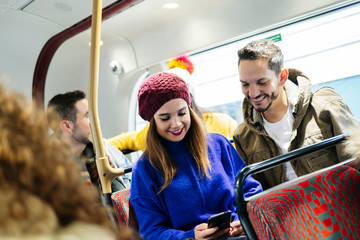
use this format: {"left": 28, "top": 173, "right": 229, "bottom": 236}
{"left": 233, "top": 68, "right": 359, "bottom": 189}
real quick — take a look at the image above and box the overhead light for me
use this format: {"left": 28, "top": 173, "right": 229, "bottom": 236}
{"left": 162, "top": 3, "right": 179, "bottom": 9}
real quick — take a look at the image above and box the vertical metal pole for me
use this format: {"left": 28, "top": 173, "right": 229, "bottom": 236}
{"left": 88, "top": 0, "right": 126, "bottom": 196}
{"left": 88, "top": 0, "right": 113, "bottom": 194}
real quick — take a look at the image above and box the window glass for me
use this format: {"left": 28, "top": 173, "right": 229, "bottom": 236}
{"left": 134, "top": 3, "right": 360, "bottom": 133}
{"left": 188, "top": 3, "right": 360, "bottom": 123}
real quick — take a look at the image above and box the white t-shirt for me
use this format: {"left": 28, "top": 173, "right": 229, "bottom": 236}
{"left": 263, "top": 105, "right": 297, "bottom": 181}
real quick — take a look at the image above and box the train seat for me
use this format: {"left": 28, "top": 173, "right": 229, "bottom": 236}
{"left": 246, "top": 164, "right": 360, "bottom": 239}
{"left": 111, "top": 189, "right": 138, "bottom": 231}
{"left": 235, "top": 134, "right": 360, "bottom": 240}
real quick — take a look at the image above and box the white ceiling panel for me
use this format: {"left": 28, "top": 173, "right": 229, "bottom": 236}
{"left": 22, "top": 0, "right": 116, "bottom": 28}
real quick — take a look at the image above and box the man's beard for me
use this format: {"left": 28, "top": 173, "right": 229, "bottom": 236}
{"left": 73, "top": 124, "right": 90, "bottom": 145}
{"left": 251, "top": 91, "right": 279, "bottom": 113}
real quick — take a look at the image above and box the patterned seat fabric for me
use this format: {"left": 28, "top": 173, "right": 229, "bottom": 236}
{"left": 111, "top": 189, "right": 138, "bottom": 231}
{"left": 247, "top": 165, "right": 360, "bottom": 240}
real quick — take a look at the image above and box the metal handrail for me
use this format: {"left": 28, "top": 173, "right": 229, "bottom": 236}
{"left": 88, "top": 0, "right": 126, "bottom": 195}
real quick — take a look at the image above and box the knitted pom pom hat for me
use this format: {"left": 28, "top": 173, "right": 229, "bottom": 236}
{"left": 166, "top": 67, "right": 192, "bottom": 85}
{"left": 138, "top": 72, "right": 191, "bottom": 121}
{"left": 167, "top": 55, "right": 195, "bottom": 94}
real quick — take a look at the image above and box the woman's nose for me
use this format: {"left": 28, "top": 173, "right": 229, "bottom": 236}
{"left": 170, "top": 117, "right": 181, "bottom": 128}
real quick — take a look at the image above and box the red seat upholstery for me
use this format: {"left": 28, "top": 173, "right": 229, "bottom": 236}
{"left": 111, "top": 189, "right": 138, "bottom": 230}
{"left": 247, "top": 165, "right": 360, "bottom": 239}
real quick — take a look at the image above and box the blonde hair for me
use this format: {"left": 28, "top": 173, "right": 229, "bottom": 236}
{"left": 145, "top": 107, "right": 210, "bottom": 192}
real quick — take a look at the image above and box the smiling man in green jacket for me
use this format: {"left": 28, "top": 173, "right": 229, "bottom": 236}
{"left": 233, "top": 39, "right": 359, "bottom": 190}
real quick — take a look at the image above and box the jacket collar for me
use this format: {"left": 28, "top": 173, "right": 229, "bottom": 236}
{"left": 285, "top": 68, "right": 312, "bottom": 130}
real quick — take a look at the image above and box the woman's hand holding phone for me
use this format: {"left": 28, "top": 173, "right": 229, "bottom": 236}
{"left": 207, "top": 210, "right": 232, "bottom": 229}
{"left": 229, "top": 220, "right": 245, "bottom": 236}
{"left": 194, "top": 223, "right": 229, "bottom": 240}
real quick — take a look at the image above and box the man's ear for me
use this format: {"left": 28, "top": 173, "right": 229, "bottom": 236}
{"left": 280, "top": 68, "right": 288, "bottom": 86}
{"left": 60, "top": 120, "right": 74, "bottom": 134}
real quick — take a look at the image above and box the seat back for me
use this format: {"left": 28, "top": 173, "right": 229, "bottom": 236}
{"left": 111, "top": 189, "right": 138, "bottom": 231}
{"left": 247, "top": 164, "right": 360, "bottom": 239}
{"left": 234, "top": 134, "right": 360, "bottom": 240}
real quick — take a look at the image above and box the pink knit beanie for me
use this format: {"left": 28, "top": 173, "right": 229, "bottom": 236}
{"left": 138, "top": 72, "right": 191, "bottom": 121}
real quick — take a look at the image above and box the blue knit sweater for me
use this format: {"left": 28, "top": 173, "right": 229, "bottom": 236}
{"left": 130, "top": 133, "right": 262, "bottom": 240}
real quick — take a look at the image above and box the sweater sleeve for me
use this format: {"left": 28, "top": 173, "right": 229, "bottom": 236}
{"left": 130, "top": 158, "right": 195, "bottom": 240}
{"left": 107, "top": 124, "right": 149, "bottom": 151}
{"left": 131, "top": 196, "right": 195, "bottom": 240}
{"left": 203, "top": 112, "right": 238, "bottom": 139}
{"left": 226, "top": 138, "right": 263, "bottom": 199}
{"left": 207, "top": 133, "right": 262, "bottom": 222}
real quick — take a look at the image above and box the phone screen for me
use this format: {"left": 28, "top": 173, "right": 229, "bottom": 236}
{"left": 207, "top": 210, "right": 232, "bottom": 229}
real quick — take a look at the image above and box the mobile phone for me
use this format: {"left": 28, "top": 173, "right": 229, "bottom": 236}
{"left": 207, "top": 210, "right": 232, "bottom": 229}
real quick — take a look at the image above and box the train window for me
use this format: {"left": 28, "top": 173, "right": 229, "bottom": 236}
{"left": 134, "top": 2, "right": 360, "bottom": 132}
{"left": 132, "top": 71, "right": 150, "bottom": 133}
{"left": 189, "top": 2, "right": 360, "bottom": 123}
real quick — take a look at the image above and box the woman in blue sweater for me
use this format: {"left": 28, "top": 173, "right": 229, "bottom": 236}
{"left": 130, "top": 72, "right": 262, "bottom": 240}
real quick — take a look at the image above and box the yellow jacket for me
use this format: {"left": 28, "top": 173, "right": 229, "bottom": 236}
{"left": 108, "top": 112, "right": 238, "bottom": 152}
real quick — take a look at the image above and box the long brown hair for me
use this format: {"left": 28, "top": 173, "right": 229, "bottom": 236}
{"left": 145, "top": 107, "right": 210, "bottom": 193}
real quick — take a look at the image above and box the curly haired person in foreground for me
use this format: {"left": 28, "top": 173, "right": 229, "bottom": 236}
{"left": 0, "top": 83, "right": 138, "bottom": 240}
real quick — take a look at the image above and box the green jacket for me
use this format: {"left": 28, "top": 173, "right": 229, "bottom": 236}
{"left": 233, "top": 68, "right": 358, "bottom": 190}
